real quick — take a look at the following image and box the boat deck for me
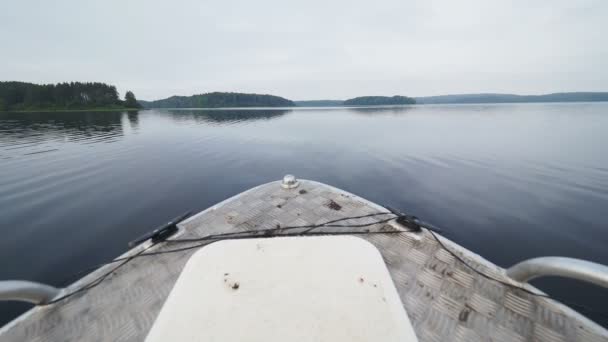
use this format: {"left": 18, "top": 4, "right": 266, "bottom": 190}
{"left": 1, "top": 179, "right": 607, "bottom": 341}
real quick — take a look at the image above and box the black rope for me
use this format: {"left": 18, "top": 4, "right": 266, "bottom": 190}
{"left": 44, "top": 208, "right": 608, "bottom": 322}
{"left": 167, "top": 212, "right": 396, "bottom": 243}
{"left": 427, "top": 229, "right": 549, "bottom": 298}
{"left": 47, "top": 243, "right": 156, "bottom": 304}
{"left": 44, "top": 213, "right": 402, "bottom": 305}
{"left": 57, "top": 212, "right": 396, "bottom": 286}
{"left": 427, "top": 228, "right": 608, "bottom": 320}
{"left": 385, "top": 206, "right": 608, "bottom": 320}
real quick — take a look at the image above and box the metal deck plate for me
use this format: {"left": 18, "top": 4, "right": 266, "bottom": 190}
{"left": 1, "top": 179, "right": 607, "bottom": 341}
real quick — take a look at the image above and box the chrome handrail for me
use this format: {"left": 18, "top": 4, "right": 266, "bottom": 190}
{"left": 0, "top": 280, "right": 61, "bottom": 304}
{"left": 506, "top": 257, "right": 608, "bottom": 288}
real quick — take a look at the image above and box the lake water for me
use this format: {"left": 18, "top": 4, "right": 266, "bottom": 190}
{"left": 1, "top": 103, "right": 608, "bottom": 327}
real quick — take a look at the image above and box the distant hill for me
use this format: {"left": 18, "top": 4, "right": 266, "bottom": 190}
{"left": 415, "top": 92, "right": 608, "bottom": 104}
{"left": 139, "top": 91, "right": 608, "bottom": 109}
{"left": 140, "top": 92, "right": 295, "bottom": 108}
{"left": 344, "top": 95, "right": 416, "bottom": 106}
{"left": 294, "top": 100, "right": 344, "bottom": 107}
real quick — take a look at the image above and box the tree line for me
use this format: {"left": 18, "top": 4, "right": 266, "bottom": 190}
{"left": 0, "top": 81, "right": 141, "bottom": 111}
{"left": 141, "top": 92, "right": 295, "bottom": 108}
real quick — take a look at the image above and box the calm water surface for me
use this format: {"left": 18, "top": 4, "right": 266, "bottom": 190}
{"left": 1, "top": 103, "right": 608, "bottom": 326}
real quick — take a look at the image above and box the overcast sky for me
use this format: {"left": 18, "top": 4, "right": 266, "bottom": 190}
{"left": 1, "top": 0, "right": 606, "bottom": 100}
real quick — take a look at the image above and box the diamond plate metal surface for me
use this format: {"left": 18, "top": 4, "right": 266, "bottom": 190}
{"left": 1, "top": 180, "right": 607, "bottom": 341}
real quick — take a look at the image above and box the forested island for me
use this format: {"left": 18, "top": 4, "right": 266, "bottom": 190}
{"left": 343, "top": 96, "right": 416, "bottom": 106}
{"left": 0, "top": 81, "right": 141, "bottom": 111}
{"left": 139, "top": 92, "right": 295, "bottom": 108}
{"left": 294, "top": 92, "right": 608, "bottom": 107}
{"left": 294, "top": 96, "right": 416, "bottom": 107}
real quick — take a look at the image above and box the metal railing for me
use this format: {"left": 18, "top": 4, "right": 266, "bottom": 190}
{"left": 0, "top": 281, "right": 61, "bottom": 304}
{"left": 507, "top": 257, "right": 608, "bottom": 288}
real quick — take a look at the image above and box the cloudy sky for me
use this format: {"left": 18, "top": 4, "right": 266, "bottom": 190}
{"left": 1, "top": 0, "right": 606, "bottom": 100}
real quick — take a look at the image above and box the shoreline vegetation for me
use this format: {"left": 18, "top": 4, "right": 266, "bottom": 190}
{"left": 2, "top": 81, "right": 608, "bottom": 111}
{"left": 138, "top": 92, "right": 295, "bottom": 108}
{"left": 0, "top": 81, "right": 142, "bottom": 112}
{"left": 138, "top": 93, "right": 418, "bottom": 109}
{"left": 295, "top": 92, "right": 608, "bottom": 107}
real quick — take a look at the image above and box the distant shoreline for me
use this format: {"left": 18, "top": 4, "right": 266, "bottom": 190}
{"left": 5, "top": 101, "right": 608, "bottom": 112}
{"left": 127, "top": 101, "right": 608, "bottom": 111}
{"left": 294, "top": 92, "right": 608, "bottom": 107}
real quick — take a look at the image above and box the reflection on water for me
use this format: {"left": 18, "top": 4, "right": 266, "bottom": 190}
{"left": 347, "top": 106, "right": 414, "bottom": 115}
{"left": 164, "top": 109, "right": 291, "bottom": 124}
{"left": 1, "top": 104, "right": 608, "bottom": 327}
{"left": 127, "top": 111, "right": 139, "bottom": 131}
{"left": 0, "top": 111, "right": 135, "bottom": 158}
